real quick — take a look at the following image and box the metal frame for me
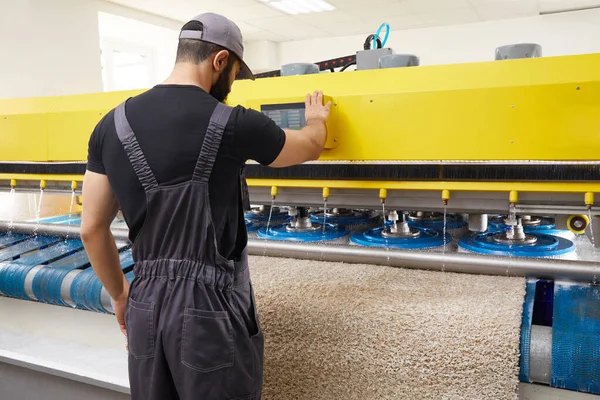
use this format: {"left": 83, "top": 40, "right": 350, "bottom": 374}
{"left": 3, "top": 222, "right": 599, "bottom": 283}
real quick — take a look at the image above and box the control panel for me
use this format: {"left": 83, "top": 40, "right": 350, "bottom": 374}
{"left": 261, "top": 103, "right": 306, "bottom": 130}
{"left": 250, "top": 95, "right": 338, "bottom": 149}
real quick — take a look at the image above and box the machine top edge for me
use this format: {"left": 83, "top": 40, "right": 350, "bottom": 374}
{"left": 2, "top": 160, "right": 600, "bottom": 166}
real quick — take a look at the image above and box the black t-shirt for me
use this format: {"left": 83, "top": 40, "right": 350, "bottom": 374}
{"left": 86, "top": 84, "right": 285, "bottom": 260}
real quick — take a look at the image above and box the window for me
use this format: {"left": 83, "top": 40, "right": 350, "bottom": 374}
{"left": 101, "top": 40, "right": 154, "bottom": 92}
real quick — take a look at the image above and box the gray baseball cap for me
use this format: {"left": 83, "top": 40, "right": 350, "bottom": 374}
{"left": 179, "top": 13, "right": 254, "bottom": 81}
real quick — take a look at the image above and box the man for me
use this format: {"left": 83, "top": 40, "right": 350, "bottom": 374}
{"left": 81, "top": 12, "right": 331, "bottom": 400}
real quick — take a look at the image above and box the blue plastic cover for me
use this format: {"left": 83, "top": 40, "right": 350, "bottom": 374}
{"left": 551, "top": 282, "right": 600, "bottom": 394}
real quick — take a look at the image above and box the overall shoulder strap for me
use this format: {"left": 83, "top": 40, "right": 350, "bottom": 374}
{"left": 114, "top": 101, "right": 159, "bottom": 192}
{"left": 192, "top": 102, "right": 234, "bottom": 183}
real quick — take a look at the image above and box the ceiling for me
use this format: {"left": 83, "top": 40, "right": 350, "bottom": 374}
{"left": 106, "top": 0, "right": 600, "bottom": 42}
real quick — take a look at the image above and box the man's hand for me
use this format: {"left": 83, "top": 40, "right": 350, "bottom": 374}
{"left": 268, "top": 90, "right": 331, "bottom": 168}
{"left": 112, "top": 279, "right": 130, "bottom": 337}
{"left": 304, "top": 90, "right": 331, "bottom": 124}
{"left": 81, "top": 170, "right": 128, "bottom": 336}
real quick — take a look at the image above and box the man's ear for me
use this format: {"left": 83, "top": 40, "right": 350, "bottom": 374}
{"left": 213, "top": 50, "right": 230, "bottom": 72}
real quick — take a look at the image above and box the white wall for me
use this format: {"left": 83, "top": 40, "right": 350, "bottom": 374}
{"left": 245, "top": 41, "right": 279, "bottom": 73}
{"left": 278, "top": 8, "right": 600, "bottom": 67}
{"left": 98, "top": 12, "right": 179, "bottom": 91}
{"left": 3, "top": 2, "right": 600, "bottom": 99}
{"left": 0, "top": 0, "right": 103, "bottom": 99}
{"left": 0, "top": 0, "right": 182, "bottom": 99}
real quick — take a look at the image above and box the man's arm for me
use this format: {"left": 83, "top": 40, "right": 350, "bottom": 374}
{"left": 269, "top": 91, "right": 331, "bottom": 168}
{"left": 80, "top": 170, "right": 128, "bottom": 329}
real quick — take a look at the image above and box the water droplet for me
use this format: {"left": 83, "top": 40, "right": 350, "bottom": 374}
{"left": 262, "top": 200, "right": 276, "bottom": 257}
{"left": 322, "top": 200, "right": 327, "bottom": 233}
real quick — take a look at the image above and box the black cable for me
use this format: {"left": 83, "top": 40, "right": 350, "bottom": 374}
{"left": 363, "top": 34, "right": 382, "bottom": 50}
{"left": 340, "top": 61, "right": 356, "bottom": 71}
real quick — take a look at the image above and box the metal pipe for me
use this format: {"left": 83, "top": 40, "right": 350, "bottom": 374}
{"left": 246, "top": 241, "right": 600, "bottom": 283}
{"left": 0, "top": 222, "right": 130, "bottom": 242}
{"left": 515, "top": 204, "right": 595, "bottom": 215}
{"left": 2, "top": 221, "right": 600, "bottom": 283}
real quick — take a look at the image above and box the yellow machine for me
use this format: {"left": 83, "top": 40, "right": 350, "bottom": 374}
{"left": 2, "top": 46, "right": 600, "bottom": 400}
{"left": 1, "top": 51, "right": 599, "bottom": 235}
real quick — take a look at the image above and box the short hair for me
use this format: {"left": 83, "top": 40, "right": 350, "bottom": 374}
{"left": 176, "top": 21, "right": 239, "bottom": 65}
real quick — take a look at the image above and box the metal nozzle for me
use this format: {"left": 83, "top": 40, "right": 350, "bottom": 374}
{"left": 585, "top": 192, "right": 594, "bottom": 210}
{"left": 442, "top": 189, "right": 450, "bottom": 205}
{"left": 379, "top": 188, "right": 387, "bottom": 204}
{"left": 323, "top": 187, "right": 330, "bottom": 201}
{"left": 509, "top": 190, "right": 519, "bottom": 205}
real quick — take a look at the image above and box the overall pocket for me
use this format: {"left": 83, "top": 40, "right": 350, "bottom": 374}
{"left": 125, "top": 298, "right": 156, "bottom": 359}
{"left": 181, "top": 308, "right": 234, "bottom": 372}
{"left": 233, "top": 281, "right": 262, "bottom": 339}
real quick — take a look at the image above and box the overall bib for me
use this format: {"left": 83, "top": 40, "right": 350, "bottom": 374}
{"left": 114, "top": 100, "right": 265, "bottom": 400}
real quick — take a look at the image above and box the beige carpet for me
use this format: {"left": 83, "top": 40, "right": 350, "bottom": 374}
{"left": 249, "top": 256, "right": 526, "bottom": 400}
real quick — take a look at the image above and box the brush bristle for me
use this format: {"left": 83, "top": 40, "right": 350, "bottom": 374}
{"left": 243, "top": 163, "right": 600, "bottom": 182}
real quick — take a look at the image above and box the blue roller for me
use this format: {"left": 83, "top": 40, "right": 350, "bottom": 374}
{"left": 350, "top": 226, "right": 451, "bottom": 249}
{"left": 0, "top": 233, "right": 29, "bottom": 248}
{"left": 125, "top": 269, "right": 136, "bottom": 284}
{"left": 0, "top": 239, "right": 83, "bottom": 300}
{"left": 257, "top": 223, "right": 349, "bottom": 243}
{"left": 458, "top": 232, "right": 576, "bottom": 257}
{"left": 70, "top": 250, "right": 134, "bottom": 313}
{"left": 406, "top": 214, "right": 467, "bottom": 230}
{"left": 32, "top": 249, "right": 93, "bottom": 306}
{"left": 0, "top": 236, "right": 61, "bottom": 262}
{"left": 32, "top": 241, "right": 130, "bottom": 307}
{"left": 310, "top": 210, "right": 381, "bottom": 230}
{"left": 489, "top": 215, "right": 555, "bottom": 232}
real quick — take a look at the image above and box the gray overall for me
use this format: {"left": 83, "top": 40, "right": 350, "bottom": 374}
{"left": 114, "top": 100, "right": 264, "bottom": 400}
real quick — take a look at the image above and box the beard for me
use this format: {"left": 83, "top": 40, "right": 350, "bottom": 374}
{"left": 210, "top": 63, "right": 233, "bottom": 103}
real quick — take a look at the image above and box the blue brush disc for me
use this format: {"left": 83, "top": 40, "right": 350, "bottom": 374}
{"left": 489, "top": 215, "right": 556, "bottom": 232}
{"left": 245, "top": 219, "right": 261, "bottom": 233}
{"left": 406, "top": 214, "right": 467, "bottom": 230}
{"left": 257, "top": 223, "right": 349, "bottom": 242}
{"left": 310, "top": 209, "right": 380, "bottom": 228}
{"left": 458, "top": 232, "right": 576, "bottom": 257}
{"left": 350, "top": 226, "right": 452, "bottom": 249}
{"left": 244, "top": 209, "right": 289, "bottom": 223}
